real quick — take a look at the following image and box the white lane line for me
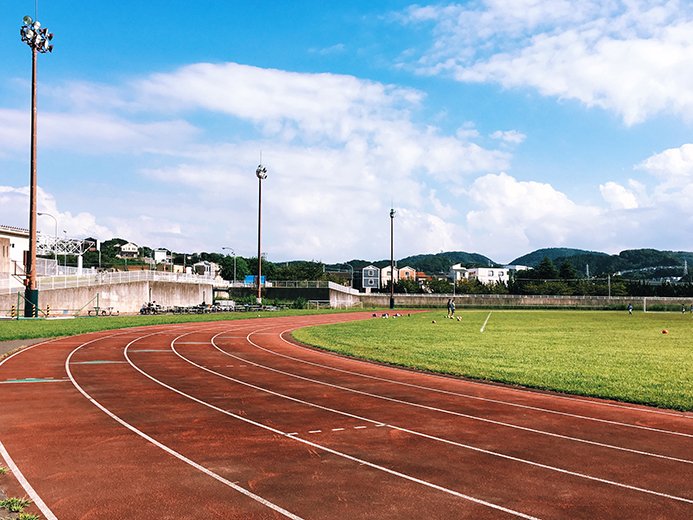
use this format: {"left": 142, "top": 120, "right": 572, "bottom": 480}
{"left": 220, "top": 332, "right": 693, "bottom": 465}
{"left": 480, "top": 312, "right": 492, "bottom": 333}
{"left": 278, "top": 328, "right": 692, "bottom": 421}
{"left": 271, "top": 331, "right": 692, "bottom": 435}
{"left": 184, "top": 332, "right": 693, "bottom": 503}
{"left": 354, "top": 426, "right": 368, "bottom": 430}
{"left": 0, "top": 441, "right": 57, "bottom": 520}
{"left": 65, "top": 335, "right": 304, "bottom": 520}
{"left": 174, "top": 342, "right": 212, "bottom": 345}
{"left": 332, "top": 428, "right": 345, "bottom": 432}
{"left": 308, "top": 430, "right": 322, "bottom": 434}
{"left": 131, "top": 336, "right": 541, "bottom": 520}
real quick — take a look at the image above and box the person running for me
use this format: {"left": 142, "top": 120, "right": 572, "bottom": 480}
{"left": 627, "top": 303, "right": 633, "bottom": 316}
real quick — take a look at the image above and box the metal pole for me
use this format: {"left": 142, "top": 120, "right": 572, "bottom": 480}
{"left": 389, "top": 208, "right": 395, "bottom": 309}
{"left": 233, "top": 254, "right": 237, "bottom": 286}
{"left": 257, "top": 175, "right": 262, "bottom": 304}
{"left": 24, "top": 45, "right": 39, "bottom": 317}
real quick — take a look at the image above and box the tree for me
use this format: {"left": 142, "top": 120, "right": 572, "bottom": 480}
{"left": 535, "top": 257, "right": 559, "bottom": 279}
{"left": 559, "top": 260, "right": 579, "bottom": 280}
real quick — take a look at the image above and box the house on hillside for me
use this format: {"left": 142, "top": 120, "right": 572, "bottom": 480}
{"left": 466, "top": 267, "right": 510, "bottom": 285}
{"left": 398, "top": 266, "right": 416, "bottom": 281}
{"left": 117, "top": 242, "right": 139, "bottom": 259}
{"left": 361, "top": 265, "right": 380, "bottom": 292}
{"left": 448, "top": 263, "right": 468, "bottom": 282}
{"left": 380, "top": 265, "right": 399, "bottom": 288}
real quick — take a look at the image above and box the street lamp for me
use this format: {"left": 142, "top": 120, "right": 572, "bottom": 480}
{"left": 256, "top": 164, "right": 267, "bottom": 304}
{"left": 222, "top": 247, "right": 236, "bottom": 286}
{"left": 37, "top": 211, "right": 58, "bottom": 273}
{"left": 390, "top": 208, "right": 395, "bottom": 310}
{"left": 344, "top": 263, "right": 354, "bottom": 288}
{"left": 20, "top": 14, "right": 53, "bottom": 317}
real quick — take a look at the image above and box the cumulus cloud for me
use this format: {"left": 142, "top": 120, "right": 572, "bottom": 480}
{"left": 599, "top": 181, "right": 639, "bottom": 209}
{"left": 0, "top": 62, "right": 515, "bottom": 261}
{"left": 401, "top": 1, "right": 693, "bottom": 124}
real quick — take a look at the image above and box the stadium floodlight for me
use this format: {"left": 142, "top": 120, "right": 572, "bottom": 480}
{"left": 390, "top": 208, "right": 396, "bottom": 310}
{"left": 256, "top": 164, "right": 268, "bottom": 304}
{"left": 20, "top": 14, "right": 54, "bottom": 317}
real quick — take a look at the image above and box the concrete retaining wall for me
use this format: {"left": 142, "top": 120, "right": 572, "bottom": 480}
{"left": 0, "top": 280, "right": 213, "bottom": 316}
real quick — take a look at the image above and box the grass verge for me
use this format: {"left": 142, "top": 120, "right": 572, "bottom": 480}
{"left": 292, "top": 310, "right": 693, "bottom": 411}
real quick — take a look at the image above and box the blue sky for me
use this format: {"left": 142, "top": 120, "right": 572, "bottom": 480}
{"left": 1, "top": 1, "right": 692, "bottom": 264}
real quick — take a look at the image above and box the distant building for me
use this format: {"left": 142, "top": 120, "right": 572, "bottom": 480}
{"left": 361, "top": 265, "right": 380, "bottom": 291}
{"left": 448, "top": 263, "right": 468, "bottom": 282}
{"left": 466, "top": 267, "right": 510, "bottom": 285}
{"left": 192, "top": 261, "right": 221, "bottom": 278}
{"left": 398, "top": 266, "right": 416, "bottom": 281}
{"left": 380, "top": 265, "right": 399, "bottom": 288}
{"left": 117, "top": 242, "right": 139, "bottom": 259}
{"left": 0, "top": 225, "right": 29, "bottom": 289}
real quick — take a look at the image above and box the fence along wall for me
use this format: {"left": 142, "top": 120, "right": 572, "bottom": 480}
{"left": 359, "top": 293, "right": 693, "bottom": 310}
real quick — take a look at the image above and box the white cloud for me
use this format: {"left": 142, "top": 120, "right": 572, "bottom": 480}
{"left": 599, "top": 181, "right": 639, "bottom": 209}
{"left": 490, "top": 130, "right": 526, "bottom": 144}
{"left": 402, "top": 1, "right": 693, "bottom": 124}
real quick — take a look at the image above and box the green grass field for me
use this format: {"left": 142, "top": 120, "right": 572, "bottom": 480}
{"left": 292, "top": 310, "right": 693, "bottom": 411}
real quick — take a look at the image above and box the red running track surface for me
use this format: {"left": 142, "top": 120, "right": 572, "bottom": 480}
{"left": 0, "top": 312, "right": 691, "bottom": 519}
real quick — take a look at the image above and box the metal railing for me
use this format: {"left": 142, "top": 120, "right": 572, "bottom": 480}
{"left": 34, "top": 270, "right": 217, "bottom": 291}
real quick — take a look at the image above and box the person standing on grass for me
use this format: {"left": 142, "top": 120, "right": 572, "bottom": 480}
{"left": 450, "top": 299, "right": 456, "bottom": 318}
{"left": 447, "top": 298, "right": 453, "bottom": 317}
{"left": 627, "top": 303, "right": 633, "bottom": 316}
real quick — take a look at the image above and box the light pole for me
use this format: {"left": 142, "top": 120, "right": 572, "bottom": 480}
{"left": 222, "top": 247, "right": 236, "bottom": 286}
{"left": 37, "top": 211, "right": 58, "bottom": 273}
{"left": 20, "top": 14, "right": 53, "bottom": 317}
{"left": 256, "top": 164, "right": 267, "bottom": 304}
{"left": 390, "top": 208, "right": 395, "bottom": 310}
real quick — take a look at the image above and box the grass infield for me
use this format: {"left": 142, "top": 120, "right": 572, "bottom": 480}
{"left": 292, "top": 310, "right": 693, "bottom": 411}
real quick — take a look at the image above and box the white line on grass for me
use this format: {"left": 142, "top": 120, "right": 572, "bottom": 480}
{"left": 480, "top": 312, "right": 492, "bottom": 333}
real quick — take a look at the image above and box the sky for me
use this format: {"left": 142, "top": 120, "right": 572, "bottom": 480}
{"left": 1, "top": 1, "right": 692, "bottom": 264}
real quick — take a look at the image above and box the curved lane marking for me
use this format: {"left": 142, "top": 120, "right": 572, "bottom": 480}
{"left": 201, "top": 330, "right": 693, "bottom": 466}
{"left": 172, "top": 330, "right": 693, "bottom": 504}
{"left": 65, "top": 331, "right": 305, "bottom": 520}
{"left": 128, "top": 331, "right": 542, "bottom": 520}
{"left": 259, "top": 329, "right": 691, "bottom": 436}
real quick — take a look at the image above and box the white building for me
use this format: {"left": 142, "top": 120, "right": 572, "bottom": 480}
{"left": 448, "top": 263, "right": 468, "bottom": 282}
{"left": 466, "top": 267, "right": 510, "bottom": 285}
{"left": 0, "top": 225, "right": 29, "bottom": 290}
{"left": 380, "top": 265, "right": 399, "bottom": 288}
{"left": 117, "top": 242, "right": 139, "bottom": 259}
{"left": 361, "top": 265, "right": 380, "bottom": 291}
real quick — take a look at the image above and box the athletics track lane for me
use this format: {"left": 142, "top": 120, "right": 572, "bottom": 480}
{"left": 0, "top": 313, "right": 691, "bottom": 519}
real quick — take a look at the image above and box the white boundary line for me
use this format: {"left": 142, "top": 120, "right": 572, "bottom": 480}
{"left": 0, "top": 440, "right": 57, "bottom": 520}
{"left": 480, "top": 311, "right": 492, "bottom": 333}
{"left": 64, "top": 332, "right": 304, "bottom": 520}
{"left": 262, "top": 330, "right": 692, "bottom": 437}
{"left": 124, "top": 331, "right": 541, "bottom": 520}
{"left": 198, "top": 331, "right": 693, "bottom": 465}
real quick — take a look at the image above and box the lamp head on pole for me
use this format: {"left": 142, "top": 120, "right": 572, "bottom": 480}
{"left": 20, "top": 15, "right": 54, "bottom": 53}
{"left": 390, "top": 208, "right": 396, "bottom": 219}
{"left": 256, "top": 164, "right": 267, "bottom": 179}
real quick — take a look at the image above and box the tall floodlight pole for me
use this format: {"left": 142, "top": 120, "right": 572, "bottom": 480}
{"left": 256, "top": 164, "right": 268, "bottom": 304}
{"left": 390, "top": 208, "right": 395, "bottom": 310}
{"left": 20, "top": 15, "right": 53, "bottom": 317}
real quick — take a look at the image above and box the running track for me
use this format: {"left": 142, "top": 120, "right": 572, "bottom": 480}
{"left": 0, "top": 312, "right": 691, "bottom": 519}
